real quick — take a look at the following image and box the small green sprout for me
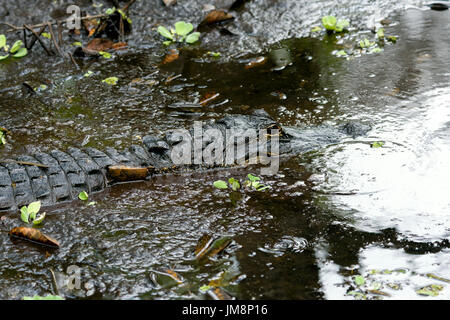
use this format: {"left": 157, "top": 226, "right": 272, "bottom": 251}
{"left": 207, "top": 51, "right": 221, "bottom": 57}
{"left": 387, "top": 35, "right": 397, "bottom": 43}
{"left": 213, "top": 180, "right": 228, "bottom": 189}
{"left": 354, "top": 275, "right": 365, "bottom": 286}
{"left": 102, "top": 76, "right": 118, "bottom": 85}
{"left": 371, "top": 141, "right": 384, "bottom": 148}
{"left": 78, "top": 191, "right": 89, "bottom": 201}
{"left": 359, "top": 38, "right": 374, "bottom": 49}
{"left": 42, "top": 32, "right": 51, "bottom": 39}
{"left": 0, "top": 129, "right": 7, "bottom": 145}
{"left": 157, "top": 21, "right": 201, "bottom": 45}
{"left": 0, "top": 35, "right": 28, "bottom": 60}
{"left": 311, "top": 26, "right": 322, "bottom": 33}
{"left": 321, "top": 16, "right": 349, "bottom": 33}
{"left": 20, "top": 201, "right": 46, "bottom": 225}
{"left": 98, "top": 51, "right": 112, "bottom": 59}
{"left": 83, "top": 70, "right": 94, "bottom": 77}
{"left": 335, "top": 50, "right": 347, "bottom": 57}
{"left": 376, "top": 28, "right": 385, "bottom": 39}
{"left": 72, "top": 42, "right": 82, "bottom": 47}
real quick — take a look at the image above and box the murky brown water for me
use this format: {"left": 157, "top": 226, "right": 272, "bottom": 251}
{"left": 0, "top": 0, "right": 449, "bottom": 299}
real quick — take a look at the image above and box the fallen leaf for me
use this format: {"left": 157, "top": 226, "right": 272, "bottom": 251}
{"left": 199, "top": 10, "right": 234, "bottom": 27}
{"left": 112, "top": 42, "right": 127, "bottom": 50}
{"left": 9, "top": 227, "right": 60, "bottom": 248}
{"left": 86, "top": 38, "right": 114, "bottom": 52}
{"left": 107, "top": 165, "right": 153, "bottom": 182}
{"left": 162, "top": 49, "right": 179, "bottom": 64}
{"left": 82, "top": 17, "right": 99, "bottom": 36}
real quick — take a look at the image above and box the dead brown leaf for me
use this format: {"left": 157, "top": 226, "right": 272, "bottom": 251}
{"left": 162, "top": 0, "right": 177, "bottom": 6}
{"left": 162, "top": 49, "right": 179, "bottom": 64}
{"left": 199, "top": 10, "right": 234, "bottom": 26}
{"left": 107, "top": 165, "right": 153, "bottom": 182}
{"left": 86, "top": 38, "right": 114, "bottom": 52}
{"left": 9, "top": 227, "right": 60, "bottom": 248}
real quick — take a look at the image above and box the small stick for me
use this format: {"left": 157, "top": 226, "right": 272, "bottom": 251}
{"left": 23, "top": 28, "right": 27, "bottom": 49}
{"left": 26, "top": 25, "right": 46, "bottom": 50}
{"left": 0, "top": 160, "right": 49, "bottom": 168}
{"left": 49, "top": 268, "right": 60, "bottom": 296}
{"left": 24, "top": 25, "right": 53, "bottom": 55}
{"left": 57, "top": 21, "right": 63, "bottom": 46}
{"left": 67, "top": 52, "right": 80, "bottom": 69}
{"left": 47, "top": 22, "right": 63, "bottom": 56}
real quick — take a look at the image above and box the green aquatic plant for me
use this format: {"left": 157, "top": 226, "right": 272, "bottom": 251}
{"left": 321, "top": 16, "right": 349, "bottom": 33}
{"left": 213, "top": 174, "right": 270, "bottom": 192}
{"left": 20, "top": 201, "right": 46, "bottom": 225}
{"left": 0, "top": 35, "right": 28, "bottom": 60}
{"left": 0, "top": 129, "right": 6, "bottom": 145}
{"left": 78, "top": 191, "right": 89, "bottom": 201}
{"left": 157, "top": 21, "right": 201, "bottom": 45}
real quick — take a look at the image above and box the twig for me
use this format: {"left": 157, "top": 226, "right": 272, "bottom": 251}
{"left": 122, "top": 0, "right": 137, "bottom": 12}
{"left": 57, "top": 21, "right": 63, "bottom": 46}
{"left": 47, "top": 22, "right": 63, "bottom": 56}
{"left": 67, "top": 52, "right": 80, "bottom": 69}
{"left": 24, "top": 24, "right": 53, "bottom": 55}
{"left": 26, "top": 25, "right": 46, "bottom": 50}
{"left": 49, "top": 268, "right": 60, "bottom": 296}
{"left": 23, "top": 29, "right": 27, "bottom": 49}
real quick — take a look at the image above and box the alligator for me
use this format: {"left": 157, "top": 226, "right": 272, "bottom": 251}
{"left": 0, "top": 110, "right": 370, "bottom": 213}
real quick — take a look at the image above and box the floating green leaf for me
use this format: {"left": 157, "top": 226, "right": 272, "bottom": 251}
{"left": 12, "top": 47, "right": 27, "bottom": 58}
{"left": 32, "top": 212, "right": 46, "bottom": 225}
{"left": 10, "top": 40, "right": 23, "bottom": 53}
{"left": 99, "top": 51, "right": 112, "bottom": 59}
{"left": 354, "top": 275, "right": 365, "bottom": 286}
{"left": 370, "top": 47, "right": 383, "bottom": 54}
{"left": 247, "top": 174, "right": 261, "bottom": 182}
{"left": 387, "top": 36, "right": 397, "bottom": 43}
{"left": 359, "top": 38, "right": 372, "bottom": 48}
{"left": 322, "top": 16, "right": 337, "bottom": 31}
{"left": 336, "top": 50, "right": 347, "bottom": 57}
{"left": 311, "top": 26, "right": 322, "bottom": 33}
{"left": 185, "top": 32, "right": 200, "bottom": 44}
{"left": 20, "top": 206, "right": 29, "bottom": 223}
{"left": 371, "top": 141, "right": 384, "bottom": 148}
{"left": 207, "top": 51, "right": 221, "bottom": 57}
{"left": 213, "top": 180, "right": 228, "bottom": 189}
{"left": 105, "top": 7, "right": 116, "bottom": 15}
{"left": 78, "top": 191, "right": 89, "bottom": 201}
{"left": 0, "top": 131, "right": 6, "bottom": 144}
{"left": 335, "top": 19, "right": 349, "bottom": 32}
{"left": 27, "top": 201, "right": 41, "bottom": 221}
{"left": 88, "top": 201, "right": 97, "bottom": 206}
{"left": 174, "top": 21, "right": 194, "bottom": 37}
{"left": 157, "top": 26, "right": 173, "bottom": 40}
{"left": 0, "top": 34, "right": 6, "bottom": 49}
{"left": 0, "top": 54, "right": 8, "bottom": 61}
{"left": 102, "top": 76, "right": 118, "bottom": 85}
{"left": 199, "top": 285, "right": 212, "bottom": 293}
{"left": 228, "top": 178, "right": 240, "bottom": 191}
{"left": 377, "top": 28, "right": 385, "bottom": 39}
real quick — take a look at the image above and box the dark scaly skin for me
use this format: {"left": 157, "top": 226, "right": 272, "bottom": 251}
{"left": 0, "top": 111, "right": 370, "bottom": 213}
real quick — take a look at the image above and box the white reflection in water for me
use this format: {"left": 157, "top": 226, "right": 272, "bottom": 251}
{"left": 316, "top": 87, "right": 450, "bottom": 241}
